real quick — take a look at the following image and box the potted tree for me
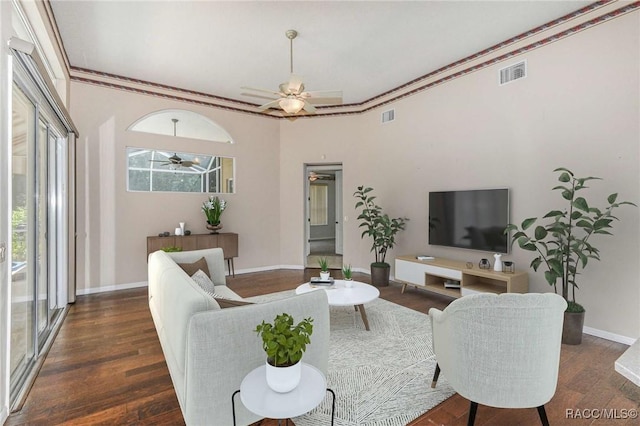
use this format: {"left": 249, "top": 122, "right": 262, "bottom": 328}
{"left": 506, "top": 168, "right": 635, "bottom": 344}
{"left": 354, "top": 186, "right": 409, "bottom": 287}
{"left": 255, "top": 313, "right": 313, "bottom": 392}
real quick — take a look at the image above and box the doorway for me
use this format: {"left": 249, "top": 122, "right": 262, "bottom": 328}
{"left": 305, "top": 164, "right": 343, "bottom": 269}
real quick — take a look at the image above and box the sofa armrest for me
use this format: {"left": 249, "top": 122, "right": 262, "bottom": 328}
{"left": 183, "top": 290, "right": 329, "bottom": 426}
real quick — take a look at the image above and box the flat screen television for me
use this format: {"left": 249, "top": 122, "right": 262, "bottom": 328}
{"left": 428, "top": 188, "right": 510, "bottom": 253}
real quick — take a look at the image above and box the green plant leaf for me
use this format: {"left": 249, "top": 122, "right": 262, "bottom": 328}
{"left": 558, "top": 172, "right": 571, "bottom": 183}
{"left": 543, "top": 210, "right": 564, "bottom": 218}
{"left": 534, "top": 226, "right": 547, "bottom": 240}
{"left": 573, "top": 197, "right": 589, "bottom": 211}
{"left": 562, "top": 190, "right": 573, "bottom": 200}
{"left": 521, "top": 218, "right": 537, "bottom": 230}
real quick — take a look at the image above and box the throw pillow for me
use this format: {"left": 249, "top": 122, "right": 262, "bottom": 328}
{"left": 215, "top": 298, "right": 254, "bottom": 309}
{"left": 191, "top": 269, "right": 215, "bottom": 294}
{"left": 177, "top": 257, "right": 211, "bottom": 279}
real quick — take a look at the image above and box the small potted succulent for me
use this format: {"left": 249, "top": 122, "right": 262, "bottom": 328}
{"left": 342, "top": 264, "right": 353, "bottom": 288}
{"left": 255, "top": 313, "right": 313, "bottom": 393}
{"left": 318, "top": 257, "right": 330, "bottom": 280}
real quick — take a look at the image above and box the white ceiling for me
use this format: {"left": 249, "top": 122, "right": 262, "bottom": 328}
{"left": 50, "top": 1, "right": 591, "bottom": 106}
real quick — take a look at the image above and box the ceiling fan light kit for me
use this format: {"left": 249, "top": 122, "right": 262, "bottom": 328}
{"left": 241, "top": 29, "right": 343, "bottom": 115}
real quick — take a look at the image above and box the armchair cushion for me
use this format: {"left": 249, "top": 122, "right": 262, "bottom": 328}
{"left": 177, "top": 257, "right": 211, "bottom": 279}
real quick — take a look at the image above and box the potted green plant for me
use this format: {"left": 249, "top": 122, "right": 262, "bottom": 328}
{"left": 354, "top": 186, "right": 409, "bottom": 287}
{"left": 506, "top": 168, "right": 635, "bottom": 344}
{"left": 161, "top": 246, "right": 182, "bottom": 253}
{"left": 255, "top": 313, "right": 313, "bottom": 392}
{"left": 202, "top": 195, "right": 227, "bottom": 233}
{"left": 317, "top": 257, "right": 330, "bottom": 280}
{"left": 342, "top": 264, "right": 353, "bottom": 287}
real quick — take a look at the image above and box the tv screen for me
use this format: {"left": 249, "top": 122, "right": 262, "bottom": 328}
{"left": 428, "top": 189, "right": 509, "bottom": 253}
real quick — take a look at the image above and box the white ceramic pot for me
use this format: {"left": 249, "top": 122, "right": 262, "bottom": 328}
{"left": 265, "top": 360, "right": 301, "bottom": 393}
{"left": 320, "top": 271, "right": 330, "bottom": 280}
{"left": 344, "top": 279, "right": 353, "bottom": 288}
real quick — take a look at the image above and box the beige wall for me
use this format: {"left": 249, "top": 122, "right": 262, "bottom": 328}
{"left": 71, "top": 83, "right": 281, "bottom": 292}
{"left": 69, "top": 13, "right": 638, "bottom": 339}
{"left": 279, "top": 13, "right": 640, "bottom": 339}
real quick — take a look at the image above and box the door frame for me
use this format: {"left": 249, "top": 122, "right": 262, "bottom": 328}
{"left": 304, "top": 163, "right": 343, "bottom": 266}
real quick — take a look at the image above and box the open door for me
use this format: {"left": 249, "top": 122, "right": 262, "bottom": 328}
{"left": 305, "top": 164, "right": 343, "bottom": 268}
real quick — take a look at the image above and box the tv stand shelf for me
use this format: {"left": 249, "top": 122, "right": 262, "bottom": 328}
{"left": 395, "top": 255, "right": 528, "bottom": 298}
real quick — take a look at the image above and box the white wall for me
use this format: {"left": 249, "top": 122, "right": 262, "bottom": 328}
{"left": 70, "top": 83, "right": 281, "bottom": 292}
{"left": 278, "top": 13, "right": 640, "bottom": 340}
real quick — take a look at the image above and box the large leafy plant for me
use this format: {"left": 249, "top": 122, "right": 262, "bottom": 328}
{"left": 354, "top": 186, "right": 409, "bottom": 265}
{"left": 506, "top": 168, "right": 635, "bottom": 312}
{"left": 202, "top": 195, "right": 227, "bottom": 225}
{"left": 255, "top": 313, "right": 313, "bottom": 367}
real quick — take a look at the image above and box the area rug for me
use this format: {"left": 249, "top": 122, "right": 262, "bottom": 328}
{"left": 248, "top": 290, "right": 455, "bottom": 426}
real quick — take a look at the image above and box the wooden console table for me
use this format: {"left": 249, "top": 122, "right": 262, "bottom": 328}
{"left": 147, "top": 232, "right": 238, "bottom": 277}
{"left": 395, "top": 255, "right": 528, "bottom": 298}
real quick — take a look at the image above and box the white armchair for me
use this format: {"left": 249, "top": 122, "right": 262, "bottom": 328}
{"left": 429, "top": 293, "right": 567, "bottom": 426}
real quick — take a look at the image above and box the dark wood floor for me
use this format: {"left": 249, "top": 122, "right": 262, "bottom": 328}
{"left": 6, "top": 269, "right": 639, "bottom": 425}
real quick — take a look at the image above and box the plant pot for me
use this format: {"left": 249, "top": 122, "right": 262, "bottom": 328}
{"left": 344, "top": 279, "right": 353, "bottom": 288}
{"left": 206, "top": 222, "right": 222, "bottom": 234}
{"left": 320, "top": 271, "right": 330, "bottom": 280}
{"left": 370, "top": 262, "right": 390, "bottom": 287}
{"left": 265, "top": 360, "right": 301, "bottom": 393}
{"left": 562, "top": 311, "right": 585, "bottom": 345}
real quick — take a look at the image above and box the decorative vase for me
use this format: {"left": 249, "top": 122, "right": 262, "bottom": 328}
{"left": 344, "top": 279, "right": 353, "bottom": 288}
{"left": 370, "top": 263, "right": 390, "bottom": 287}
{"left": 179, "top": 222, "right": 185, "bottom": 235}
{"left": 562, "top": 311, "right": 585, "bottom": 345}
{"left": 265, "top": 360, "right": 301, "bottom": 393}
{"left": 206, "top": 222, "right": 222, "bottom": 234}
{"left": 320, "top": 271, "right": 330, "bottom": 280}
{"left": 493, "top": 254, "right": 502, "bottom": 272}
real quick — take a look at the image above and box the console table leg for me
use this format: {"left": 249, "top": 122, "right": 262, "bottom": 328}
{"left": 401, "top": 283, "right": 407, "bottom": 293}
{"left": 357, "top": 304, "right": 371, "bottom": 331}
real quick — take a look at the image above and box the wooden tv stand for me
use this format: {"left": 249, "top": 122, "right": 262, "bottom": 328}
{"left": 395, "top": 255, "right": 528, "bottom": 298}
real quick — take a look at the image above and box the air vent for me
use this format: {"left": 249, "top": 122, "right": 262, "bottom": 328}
{"left": 499, "top": 60, "right": 527, "bottom": 86}
{"left": 381, "top": 109, "right": 395, "bottom": 123}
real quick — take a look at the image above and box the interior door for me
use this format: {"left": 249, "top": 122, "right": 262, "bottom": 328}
{"left": 334, "top": 170, "right": 343, "bottom": 255}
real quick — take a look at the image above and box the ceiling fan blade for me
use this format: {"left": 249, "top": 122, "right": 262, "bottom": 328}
{"left": 302, "top": 100, "right": 316, "bottom": 113}
{"left": 241, "top": 92, "right": 282, "bottom": 101}
{"left": 241, "top": 86, "right": 283, "bottom": 97}
{"left": 302, "top": 90, "right": 343, "bottom": 105}
{"left": 258, "top": 99, "right": 282, "bottom": 111}
{"left": 181, "top": 161, "right": 194, "bottom": 167}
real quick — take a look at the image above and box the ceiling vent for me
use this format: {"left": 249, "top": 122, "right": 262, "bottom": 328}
{"left": 381, "top": 109, "right": 395, "bottom": 123}
{"left": 499, "top": 60, "right": 527, "bottom": 86}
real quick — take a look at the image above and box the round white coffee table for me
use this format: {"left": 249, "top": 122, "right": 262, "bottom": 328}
{"left": 296, "top": 280, "right": 380, "bottom": 330}
{"left": 232, "top": 363, "right": 335, "bottom": 425}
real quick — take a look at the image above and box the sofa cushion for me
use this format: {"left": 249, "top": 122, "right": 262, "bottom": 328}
{"left": 178, "top": 257, "right": 211, "bottom": 278}
{"left": 191, "top": 269, "right": 216, "bottom": 294}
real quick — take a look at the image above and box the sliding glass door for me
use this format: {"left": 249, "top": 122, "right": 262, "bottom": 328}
{"left": 10, "top": 76, "right": 68, "bottom": 406}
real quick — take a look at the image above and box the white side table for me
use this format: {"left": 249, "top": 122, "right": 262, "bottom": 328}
{"left": 232, "top": 362, "right": 335, "bottom": 425}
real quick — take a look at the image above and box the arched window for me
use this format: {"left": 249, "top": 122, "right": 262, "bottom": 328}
{"left": 128, "top": 109, "right": 234, "bottom": 143}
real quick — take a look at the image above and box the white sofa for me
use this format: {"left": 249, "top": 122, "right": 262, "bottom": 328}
{"left": 148, "top": 248, "right": 330, "bottom": 426}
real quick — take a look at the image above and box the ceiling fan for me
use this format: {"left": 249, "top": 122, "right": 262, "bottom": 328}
{"left": 148, "top": 119, "right": 200, "bottom": 168}
{"left": 241, "top": 30, "right": 343, "bottom": 115}
{"left": 308, "top": 171, "right": 334, "bottom": 181}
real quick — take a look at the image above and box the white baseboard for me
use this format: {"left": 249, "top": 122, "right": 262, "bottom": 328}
{"left": 76, "top": 281, "right": 148, "bottom": 296}
{"left": 583, "top": 326, "right": 637, "bottom": 346}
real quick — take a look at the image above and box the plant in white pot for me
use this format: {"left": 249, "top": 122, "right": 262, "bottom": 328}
{"left": 506, "top": 168, "right": 635, "bottom": 344}
{"left": 255, "top": 313, "right": 313, "bottom": 392}
{"left": 342, "top": 264, "right": 353, "bottom": 287}
{"left": 318, "top": 257, "right": 330, "bottom": 280}
{"left": 354, "top": 186, "right": 409, "bottom": 286}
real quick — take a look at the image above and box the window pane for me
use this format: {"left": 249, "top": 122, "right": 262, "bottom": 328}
{"left": 310, "top": 184, "right": 328, "bottom": 225}
{"left": 126, "top": 147, "right": 234, "bottom": 193}
{"left": 152, "top": 171, "right": 201, "bottom": 192}
{"left": 128, "top": 170, "right": 150, "bottom": 191}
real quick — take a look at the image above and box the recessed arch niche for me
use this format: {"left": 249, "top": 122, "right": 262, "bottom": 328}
{"left": 128, "top": 109, "right": 234, "bottom": 143}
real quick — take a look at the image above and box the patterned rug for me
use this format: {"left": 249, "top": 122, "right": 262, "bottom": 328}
{"left": 248, "top": 291, "right": 455, "bottom": 426}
